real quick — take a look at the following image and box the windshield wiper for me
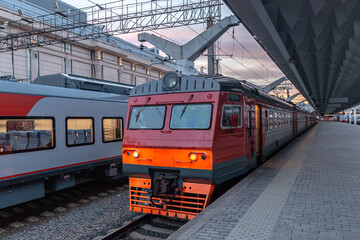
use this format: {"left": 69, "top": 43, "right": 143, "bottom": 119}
{"left": 180, "top": 94, "right": 194, "bottom": 119}
{"left": 135, "top": 97, "right": 151, "bottom": 123}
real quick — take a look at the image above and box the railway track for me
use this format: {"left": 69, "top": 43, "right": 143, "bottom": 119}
{"left": 96, "top": 214, "right": 188, "bottom": 240}
{"left": 0, "top": 179, "right": 127, "bottom": 230}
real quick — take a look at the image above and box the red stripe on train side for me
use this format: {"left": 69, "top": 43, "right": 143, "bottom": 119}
{"left": 0, "top": 93, "right": 45, "bottom": 116}
{"left": 0, "top": 155, "right": 122, "bottom": 180}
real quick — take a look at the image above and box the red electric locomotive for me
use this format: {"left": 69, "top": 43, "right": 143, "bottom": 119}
{"left": 123, "top": 72, "right": 316, "bottom": 219}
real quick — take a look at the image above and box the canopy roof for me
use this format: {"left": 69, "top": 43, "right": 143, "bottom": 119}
{"left": 224, "top": 0, "right": 360, "bottom": 114}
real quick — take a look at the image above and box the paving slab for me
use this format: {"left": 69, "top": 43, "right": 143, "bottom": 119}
{"left": 169, "top": 122, "right": 360, "bottom": 240}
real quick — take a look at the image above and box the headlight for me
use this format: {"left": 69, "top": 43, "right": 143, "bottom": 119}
{"left": 163, "top": 71, "right": 180, "bottom": 90}
{"left": 133, "top": 151, "right": 139, "bottom": 158}
{"left": 189, "top": 153, "right": 197, "bottom": 161}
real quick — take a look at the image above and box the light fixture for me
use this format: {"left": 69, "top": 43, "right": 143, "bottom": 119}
{"left": 189, "top": 153, "right": 197, "bottom": 161}
{"left": 0, "top": 21, "right": 8, "bottom": 29}
{"left": 132, "top": 151, "right": 139, "bottom": 158}
{"left": 53, "top": 1, "right": 68, "bottom": 17}
{"left": 18, "top": 9, "right": 34, "bottom": 23}
{"left": 162, "top": 71, "right": 180, "bottom": 91}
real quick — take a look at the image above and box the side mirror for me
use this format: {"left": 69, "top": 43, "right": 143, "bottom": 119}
{"left": 231, "top": 114, "right": 238, "bottom": 127}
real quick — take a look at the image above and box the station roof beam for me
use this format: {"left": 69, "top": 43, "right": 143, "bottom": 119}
{"left": 286, "top": 93, "right": 300, "bottom": 103}
{"left": 223, "top": 0, "right": 360, "bottom": 114}
{"left": 138, "top": 15, "right": 239, "bottom": 69}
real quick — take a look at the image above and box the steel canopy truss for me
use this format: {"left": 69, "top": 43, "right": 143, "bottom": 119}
{"left": 224, "top": 0, "right": 360, "bottom": 114}
{"left": 0, "top": 0, "right": 222, "bottom": 52}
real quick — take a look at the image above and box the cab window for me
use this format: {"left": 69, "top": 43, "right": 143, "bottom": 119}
{"left": 170, "top": 103, "right": 212, "bottom": 130}
{"left": 129, "top": 105, "right": 166, "bottom": 130}
{"left": 221, "top": 105, "right": 242, "bottom": 129}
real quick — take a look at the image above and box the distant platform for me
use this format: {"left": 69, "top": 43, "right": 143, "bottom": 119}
{"left": 169, "top": 122, "right": 360, "bottom": 240}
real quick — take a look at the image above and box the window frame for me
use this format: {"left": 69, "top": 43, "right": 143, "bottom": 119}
{"left": 102, "top": 117, "right": 124, "bottom": 143}
{"left": 228, "top": 94, "right": 241, "bottom": 102}
{"left": 65, "top": 117, "right": 95, "bottom": 147}
{"left": 170, "top": 103, "right": 213, "bottom": 130}
{"left": 265, "top": 110, "right": 269, "bottom": 131}
{"left": 220, "top": 104, "right": 243, "bottom": 130}
{"left": 128, "top": 105, "right": 167, "bottom": 130}
{"left": 0, "top": 116, "right": 56, "bottom": 155}
{"left": 269, "top": 110, "right": 273, "bottom": 130}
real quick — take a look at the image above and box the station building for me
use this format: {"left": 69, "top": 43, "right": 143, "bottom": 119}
{"left": 0, "top": 0, "right": 195, "bottom": 85}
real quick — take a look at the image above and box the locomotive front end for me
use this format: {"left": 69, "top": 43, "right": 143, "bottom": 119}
{"left": 123, "top": 73, "right": 219, "bottom": 219}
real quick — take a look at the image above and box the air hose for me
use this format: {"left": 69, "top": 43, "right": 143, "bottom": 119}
{"left": 149, "top": 190, "right": 178, "bottom": 208}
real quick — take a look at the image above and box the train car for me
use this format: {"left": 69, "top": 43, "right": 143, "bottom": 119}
{"left": 0, "top": 80, "right": 129, "bottom": 209}
{"left": 122, "top": 72, "right": 316, "bottom": 219}
{"left": 339, "top": 114, "right": 348, "bottom": 122}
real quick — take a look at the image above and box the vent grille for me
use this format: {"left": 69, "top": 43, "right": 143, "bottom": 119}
{"left": 130, "top": 187, "right": 207, "bottom": 217}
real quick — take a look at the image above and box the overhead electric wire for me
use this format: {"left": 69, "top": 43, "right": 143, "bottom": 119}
{"left": 186, "top": 25, "right": 269, "bottom": 83}
{"left": 219, "top": 62, "right": 249, "bottom": 80}
{"left": 225, "top": 30, "right": 280, "bottom": 79}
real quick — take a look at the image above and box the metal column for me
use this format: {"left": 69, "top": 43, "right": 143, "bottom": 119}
{"left": 207, "top": 18, "right": 215, "bottom": 75}
{"left": 354, "top": 108, "right": 357, "bottom": 125}
{"left": 349, "top": 110, "right": 351, "bottom": 124}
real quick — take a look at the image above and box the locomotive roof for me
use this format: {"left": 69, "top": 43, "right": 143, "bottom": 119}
{"left": 130, "top": 74, "right": 307, "bottom": 113}
{"left": 0, "top": 80, "right": 128, "bottom": 102}
{"left": 33, "top": 74, "right": 133, "bottom": 95}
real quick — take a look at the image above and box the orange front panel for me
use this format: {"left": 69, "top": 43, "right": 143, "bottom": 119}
{"left": 129, "top": 177, "right": 214, "bottom": 220}
{"left": 123, "top": 148, "right": 213, "bottom": 170}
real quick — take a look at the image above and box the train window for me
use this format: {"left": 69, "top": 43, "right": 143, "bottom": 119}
{"left": 283, "top": 113, "right": 286, "bottom": 127}
{"left": 66, "top": 118, "right": 94, "bottom": 146}
{"left": 102, "top": 118, "right": 123, "bottom": 142}
{"left": 129, "top": 106, "right": 166, "bottom": 130}
{"left": 171, "top": 103, "right": 212, "bottom": 129}
{"left": 269, "top": 111, "right": 273, "bottom": 130}
{"left": 220, "top": 105, "right": 242, "bottom": 129}
{"left": 0, "top": 117, "right": 55, "bottom": 154}
{"left": 289, "top": 114, "right": 291, "bottom": 125}
{"left": 278, "top": 112, "right": 282, "bottom": 128}
{"left": 274, "top": 112, "right": 278, "bottom": 129}
{"left": 265, "top": 110, "right": 269, "bottom": 131}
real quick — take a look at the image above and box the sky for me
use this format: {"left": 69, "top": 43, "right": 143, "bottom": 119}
{"left": 62, "top": 0, "right": 303, "bottom": 101}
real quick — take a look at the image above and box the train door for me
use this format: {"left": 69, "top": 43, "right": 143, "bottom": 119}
{"left": 293, "top": 112, "right": 297, "bottom": 138}
{"left": 246, "top": 104, "right": 255, "bottom": 160}
{"left": 255, "top": 104, "right": 263, "bottom": 164}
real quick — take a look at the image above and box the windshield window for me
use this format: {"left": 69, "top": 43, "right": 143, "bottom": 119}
{"left": 170, "top": 104, "right": 212, "bottom": 129}
{"left": 129, "top": 106, "right": 166, "bottom": 129}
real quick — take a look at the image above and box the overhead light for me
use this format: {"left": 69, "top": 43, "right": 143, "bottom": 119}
{"left": 53, "top": 1, "right": 68, "bottom": 17}
{"left": 0, "top": 21, "right": 8, "bottom": 29}
{"left": 18, "top": 9, "right": 34, "bottom": 23}
{"left": 53, "top": 1, "right": 60, "bottom": 11}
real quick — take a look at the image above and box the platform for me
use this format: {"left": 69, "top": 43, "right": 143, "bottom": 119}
{"left": 168, "top": 122, "right": 360, "bottom": 240}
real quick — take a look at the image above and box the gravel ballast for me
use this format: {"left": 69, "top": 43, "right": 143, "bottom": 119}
{"left": 0, "top": 187, "right": 140, "bottom": 240}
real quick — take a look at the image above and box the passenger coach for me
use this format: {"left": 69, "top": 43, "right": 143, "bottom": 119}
{"left": 0, "top": 80, "right": 129, "bottom": 209}
{"left": 123, "top": 72, "right": 316, "bottom": 219}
